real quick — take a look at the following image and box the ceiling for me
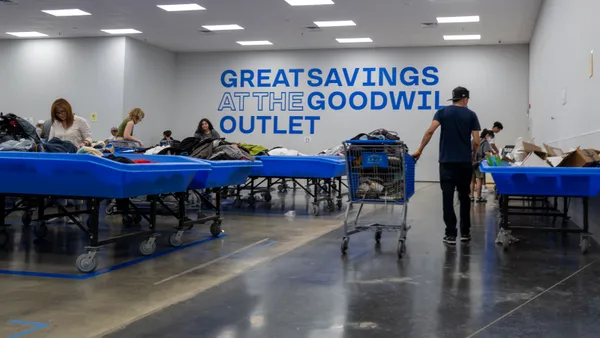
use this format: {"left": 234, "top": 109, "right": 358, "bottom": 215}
{"left": 0, "top": 0, "right": 543, "bottom": 52}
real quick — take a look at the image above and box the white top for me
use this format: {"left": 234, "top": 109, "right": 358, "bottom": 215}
{"left": 49, "top": 115, "right": 93, "bottom": 147}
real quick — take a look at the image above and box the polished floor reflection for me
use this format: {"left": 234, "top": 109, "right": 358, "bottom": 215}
{"left": 106, "top": 184, "right": 600, "bottom": 338}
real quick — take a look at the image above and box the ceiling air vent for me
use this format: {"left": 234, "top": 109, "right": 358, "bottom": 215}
{"left": 420, "top": 22, "right": 438, "bottom": 28}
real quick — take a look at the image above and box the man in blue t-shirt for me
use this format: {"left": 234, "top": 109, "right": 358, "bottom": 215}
{"left": 412, "top": 86, "right": 481, "bottom": 244}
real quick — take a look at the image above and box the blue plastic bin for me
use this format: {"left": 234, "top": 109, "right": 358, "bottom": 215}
{"left": 251, "top": 156, "right": 347, "bottom": 179}
{"left": 189, "top": 160, "right": 262, "bottom": 189}
{"left": 480, "top": 162, "right": 600, "bottom": 197}
{"left": 0, "top": 152, "right": 210, "bottom": 198}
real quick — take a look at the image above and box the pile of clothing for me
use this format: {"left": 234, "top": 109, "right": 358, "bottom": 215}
{"left": 318, "top": 128, "right": 407, "bottom": 157}
{"left": 0, "top": 113, "right": 77, "bottom": 153}
{"left": 156, "top": 137, "right": 254, "bottom": 161}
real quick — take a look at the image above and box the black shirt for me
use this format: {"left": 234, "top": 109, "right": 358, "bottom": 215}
{"left": 433, "top": 105, "right": 481, "bottom": 163}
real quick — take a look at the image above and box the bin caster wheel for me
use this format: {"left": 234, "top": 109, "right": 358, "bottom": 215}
{"left": 327, "top": 200, "right": 335, "bottom": 212}
{"left": 341, "top": 237, "right": 349, "bottom": 255}
{"left": 34, "top": 223, "right": 48, "bottom": 239}
{"left": 375, "top": 231, "right": 382, "bottom": 243}
{"left": 76, "top": 252, "right": 99, "bottom": 273}
{"left": 247, "top": 196, "right": 256, "bottom": 208}
{"left": 210, "top": 221, "right": 222, "bottom": 238}
{"left": 105, "top": 205, "right": 116, "bottom": 215}
{"left": 122, "top": 215, "right": 134, "bottom": 227}
{"left": 263, "top": 193, "right": 272, "bottom": 202}
{"left": 139, "top": 238, "right": 157, "bottom": 256}
{"left": 21, "top": 212, "right": 33, "bottom": 226}
{"left": 581, "top": 236, "right": 590, "bottom": 255}
{"left": 310, "top": 204, "right": 320, "bottom": 216}
{"left": 0, "top": 230, "right": 9, "bottom": 249}
{"left": 397, "top": 240, "right": 406, "bottom": 258}
{"left": 277, "top": 185, "right": 287, "bottom": 193}
{"left": 169, "top": 232, "right": 183, "bottom": 247}
{"left": 336, "top": 199, "right": 343, "bottom": 209}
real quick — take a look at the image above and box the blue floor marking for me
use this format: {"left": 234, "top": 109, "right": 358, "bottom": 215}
{"left": 8, "top": 320, "right": 50, "bottom": 338}
{"left": 0, "top": 234, "right": 227, "bottom": 280}
{"left": 232, "top": 240, "right": 277, "bottom": 258}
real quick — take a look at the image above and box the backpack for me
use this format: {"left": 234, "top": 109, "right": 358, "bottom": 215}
{"left": 0, "top": 113, "right": 42, "bottom": 144}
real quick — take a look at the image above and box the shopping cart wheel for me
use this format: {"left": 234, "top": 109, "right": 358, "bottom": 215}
{"left": 310, "top": 204, "right": 320, "bottom": 216}
{"left": 139, "top": 237, "right": 157, "bottom": 256}
{"left": 263, "top": 193, "right": 272, "bottom": 202}
{"left": 34, "top": 223, "right": 48, "bottom": 239}
{"left": 581, "top": 235, "right": 590, "bottom": 255}
{"left": 0, "top": 230, "right": 9, "bottom": 249}
{"left": 169, "top": 232, "right": 183, "bottom": 247}
{"left": 210, "top": 221, "right": 222, "bottom": 238}
{"left": 341, "top": 237, "right": 349, "bottom": 255}
{"left": 76, "top": 252, "right": 98, "bottom": 273}
{"left": 397, "top": 240, "right": 406, "bottom": 258}
{"left": 375, "top": 231, "right": 382, "bottom": 243}
{"left": 122, "top": 215, "right": 134, "bottom": 227}
{"left": 105, "top": 204, "right": 116, "bottom": 215}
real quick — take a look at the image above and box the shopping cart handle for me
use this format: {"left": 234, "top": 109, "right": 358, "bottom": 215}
{"left": 344, "top": 140, "right": 401, "bottom": 145}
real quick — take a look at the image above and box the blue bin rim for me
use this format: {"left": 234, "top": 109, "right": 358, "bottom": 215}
{"left": 481, "top": 162, "right": 600, "bottom": 175}
{"left": 189, "top": 159, "right": 263, "bottom": 168}
{"left": 0, "top": 152, "right": 210, "bottom": 173}
{"left": 255, "top": 156, "right": 345, "bottom": 164}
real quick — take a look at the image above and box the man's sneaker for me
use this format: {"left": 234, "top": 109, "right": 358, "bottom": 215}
{"left": 461, "top": 235, "right": 472, "bottom": 243}
{"left": 443, "top": 236, "right": 456, "bottom": 244}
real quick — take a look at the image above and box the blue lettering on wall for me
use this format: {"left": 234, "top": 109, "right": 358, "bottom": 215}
{"left": 273, "top": 69, "right": 291, "bottom": 87}
{"left": 324, "top": 69, "right": 343, "bottom": 87}
{"left": 307, "top": 68, "right": 323, "bottom": 87}
{"left": 220, "top": 116, "right": 236, "bottom": 133}
{"left": 257, "top": 69, "right": 272, "bottom": 88}
{"left": 329, "top": 91, "right": 346, "bottom": 110}
{"left": 289, "top": 116, "right": 303, "bottom": 134}
{"left": 418, "top": 91, "right": 432, "bottom": 110}
{"left": 349, "top": 91, "right": 368, "bottom": 110}
{"left": 218, "top": 92, "right": 236, "bottom": 111}
{"left": 240, "top": 69, "right": 255, "bottom": 88}
{"left": 308, "top": 91, "right": 325, "bottom": 110}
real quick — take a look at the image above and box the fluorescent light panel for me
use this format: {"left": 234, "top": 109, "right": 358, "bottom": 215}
{"left": 202, "top": 24, "right": 244, "bottom": 31}
{"left": 101, "top": 29, "right": 142, "bottom": 35}
{"left": 443, "top": 34, "right": 481, "bottom": 41}
{"left": 437, "top": 15, "right": 480, "bottom": 23}
{"left": 314, "top": 20, "right": 356, "bottom": 27}
{"left": 285, "top": 0, "right": 334, "bottom": 6}
{"left": 336, "top": 37, "right": 372, "bottom": 43}
{"left": 237, "top": 40, "right": 273, "bottom": 46}
{"left": 157, "top": 4, "right": 206, "bottom": 11}
{"left": 42, "top": 9, "right": 91, "bottom": 17}
{"left": 6, "top": 31, "right": 48, "bottom": 38}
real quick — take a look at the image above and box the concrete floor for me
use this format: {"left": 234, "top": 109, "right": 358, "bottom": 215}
{"left": 1, "top": 183, "right": 598, "bottom": 338}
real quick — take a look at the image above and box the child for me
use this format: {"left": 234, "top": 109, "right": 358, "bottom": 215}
{"left": 471, "top": 129, "right": 493, "bottom": 203}
{"left": 162, "top": 130, "right": 173, "bottom": 141}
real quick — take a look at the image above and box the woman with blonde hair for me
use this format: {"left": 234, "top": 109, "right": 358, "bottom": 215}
{"left": 116, "top": 108, "right": 145, "bottom": 146}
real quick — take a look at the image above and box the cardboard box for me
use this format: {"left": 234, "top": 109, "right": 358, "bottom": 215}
{"left": 522, "top": 142, "right": 547, "bottom": 160}
{"left": 543, "top": 144, "right": 565, "bottom": 157}
{"left": 518, "top": 152, "right": 551, "bottom": 167}
{"left": 555, "top": 148, "right": 600, "bottom": 167}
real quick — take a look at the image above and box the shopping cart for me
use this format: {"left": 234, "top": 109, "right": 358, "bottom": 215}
{"left": 341, "top": 140, "right": 415, "bottom": 258}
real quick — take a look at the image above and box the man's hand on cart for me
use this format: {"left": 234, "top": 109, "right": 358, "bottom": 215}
{"left": 411, "top": 150, "right": 422, "bottom": 161}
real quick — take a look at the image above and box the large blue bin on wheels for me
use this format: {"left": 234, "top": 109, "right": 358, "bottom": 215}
{"left": 250, "top": 156, "right": 347, "bottom": 178}
{"left": 481, "top": 162, "right": 600, "bottom": 197}
{"left": 0, "top": 152, "right": 210, "bottom": 198}
{"left": 189, "top": 160, "right": 262, "bottom": 189}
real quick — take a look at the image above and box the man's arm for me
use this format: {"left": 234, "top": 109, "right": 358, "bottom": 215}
{"left": 491, "top": 143, "right": 499, "bottom": 155}
{"left": 412, "top": 120, "right": 441, "bottom": 160}
{"left": 471, "top": 130, "right": 480, "bottom": 162}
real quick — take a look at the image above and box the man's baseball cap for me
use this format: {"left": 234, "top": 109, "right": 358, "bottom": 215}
{"left": 448, "top": 86, "right": 470, "bottom": 101}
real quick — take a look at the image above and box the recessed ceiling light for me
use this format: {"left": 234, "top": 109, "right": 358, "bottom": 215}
{"left": 443, "top": 34, "right": 481, "bottom": 41}
{"left": 42, "top": 9, "right": 91, "bottom": 17}
{"left": 6, "top": 31, "right": 48, "bottom": 38}
{"left": 237, "top": 40, "right": 273, "bottom": 46}
{"left": 202, "top": 24, "right": 244, "bottom": 31}
{"left": 437, "top": 16, "right": 480, "bottom": 23}
{"left": 285, "top": 0, "right": 334, "bottom": 6}
{"left": 336, "top": 37, "right": 372, "bottom": 44}
{"left": 157, "top": 4, "right": 206, "bottom": 12}
{"left": 314, "top": 20, "right": 356, "bottom": 28}
{"left": 101, "top": 29, "right": 142, "bottom": 35}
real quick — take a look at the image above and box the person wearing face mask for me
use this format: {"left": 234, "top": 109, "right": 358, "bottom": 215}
{"left": 470, "top": 129, "right": 493, "bottom": 203}
{"left": 412, "top": 86, "right": 481, "bottom": 245}
{"left": 194, "top": 118, "right": 220, "bottom": 141}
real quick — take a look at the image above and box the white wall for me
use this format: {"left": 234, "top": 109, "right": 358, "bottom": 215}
{"left": 175, "top": 45, "right": 530, "bottom": 181}
{"left": 123, "top": 38, "right": 176, "bottom": 145}
{"left": 0, "top": 37, "right": 126, "bottom": 139}
{"left": 529, "top": 0, "right": 600, "bottom": 149}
